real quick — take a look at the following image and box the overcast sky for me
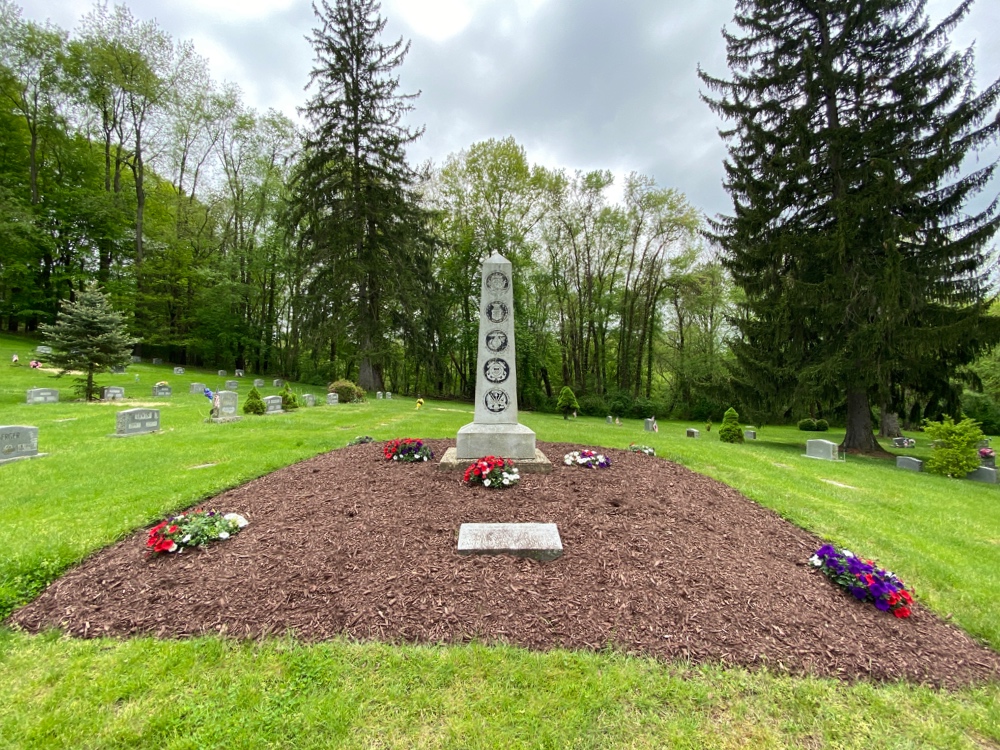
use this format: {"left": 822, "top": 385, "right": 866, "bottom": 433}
{"left": 22, "top": 0, "right": 1000, "bottom": 218}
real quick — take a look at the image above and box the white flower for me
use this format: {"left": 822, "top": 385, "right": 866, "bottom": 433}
{"left": 843, "top": 549, "right": 854, "bottom": 558}
{"left": 484, "top": 479, "right": 491, "bottom": 487}
{"left": 167, "top": 541, "right": 178, "bottom": 553}
{"left": 182, "top": 534, "right": 191, "bottom": 543}
{"left": 502, "top": 479, "right": 510, "bottom": 486}
{"left": 809, "top": 555, "right": 822, "bottom": 567}
{"left": 393, "top": 455, "right": 398, "bottom": 460}
{"left": 564, "top": 458, "right": 572, "bottom": 465}
{"left": 218, "top": 531, "right": 230, "bottom": 540}
{"left": 224, "top": 513, "right": 249, "bottom": 528}
{"left": 423, "top": 456, "right": 428, "bottom": 461}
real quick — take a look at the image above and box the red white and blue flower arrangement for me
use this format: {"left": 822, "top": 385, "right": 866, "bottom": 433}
{"left": 383, "top": 438, "right": 434, "bottom": 462}
{"left": 463, "top": 455, "right": 520, "bottom": 488}
{"left": 810, "top": 544, "right": 913, "bottom": 618}
{"left": 147, "top": 509, "right": 249, "bottom": 554}
{"left": 563, "top": 449, "right": 612, "bottom": 469}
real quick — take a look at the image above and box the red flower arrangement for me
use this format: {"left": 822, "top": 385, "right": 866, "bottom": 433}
{"left": 383, "top": 437, "right": 434, "bottom": 462}
{"left": 463, "top": 455, "right": 520, "bottom": 488}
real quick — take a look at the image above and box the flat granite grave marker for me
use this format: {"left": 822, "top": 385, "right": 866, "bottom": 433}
{"left": 457, "top": 523, "right": 562, "bottom": 561}
{"left": 273, "top": 379, "right": 285, "bottom": 388}
{"left": 327, "top": 393, "right": 339, "bottom": 405}
{"left": 443, "top": 251, "right": 549, "bottom": 473}
{"left": 131, "top": 356, "right": 142, "bottom": 363}
{"left": 235, "top": 369, "right": 244, "bottom": 377}
{"left": 152, "top": 358, "right": 162, "bottom": 365}
{"left": 966, "top": 466, "right": 997, "bottom": 484}
{"left": 152, "top": 384, "right": 172, "bottom": 397}
{"left": 225, "top": 380, "right": 238, "bottom": 390}
{"left": 0, "top": 425, "right": 46, "bottom": 464}
{"left": 218, "top": 370, "right": 227, "bottom": 377}
{"left": 26, "top": 388, "right": 59, "bottom": 404}
{"left": 896, "top": 456, "right": 923, "bottom": 472}
{"left": 254, "top": 379, "right": 265, "bottom": 388}
{"left": 302, "top": 393, "right": 315, "bottom": 407}
{"left": 173, "top": 367, "right": 185, "bottom": 375}
{"left": 263, "top": 395, "right": 283, "bottom": 414}
{"left": 114, "top": 408, "right": 160, "bottom": 436}
{"left": 111, "top": 365, "right": 126, "bottom": 374}
{"left": 805, "top": 439, "right": 840, "bottom": 461}
{"left": 101, "top": 386, "right": 125, "bottom": 401}
{"left": 745, "top": 429, "right": 757, "bottom": 440}
{"left": 686, "top": 427, "right": 699, "bottom": 438}
{"left": 35, "top": 345, "right": 52, "bottom": 355}
{"left": 189, "top": 382, "right": 207, "bottom": 394}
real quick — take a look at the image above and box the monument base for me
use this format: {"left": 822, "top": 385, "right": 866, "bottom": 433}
{"left": 0, "top": 452, "right": 48, "bottom": 466}
{"left": 455, "top": 421, "right": 537, "bottom": 459}
{"left": 205, "top": 416, "right": 243, "bottom": 424}
{"left": 439, "top": 446, "right": 553, "bottom": 474}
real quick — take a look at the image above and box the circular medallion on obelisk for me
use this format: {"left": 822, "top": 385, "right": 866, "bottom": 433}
{"left": 485, "top": 300, "right": 509, "bottom": 323}
{"left": 485, "top": 271, "right": 510, "bottom": 293}
{"left": 485, "top": 329, "right": 508, "bottom": 353}
{"left": 484, "top": 388, "right": 510, "bottom": 413}
{"left": 483, "top": 358, "right": 510, "bottom": 384}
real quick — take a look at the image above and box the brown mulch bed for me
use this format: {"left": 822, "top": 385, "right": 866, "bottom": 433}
{"left": 9, "top": 440, "right": 1000, "bottom": 688}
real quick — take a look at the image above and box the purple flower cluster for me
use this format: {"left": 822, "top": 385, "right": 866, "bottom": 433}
{"left": 811, "top": 544, "right": 912, "bottom": 618}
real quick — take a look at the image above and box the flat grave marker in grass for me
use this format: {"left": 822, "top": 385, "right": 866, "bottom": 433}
{"left": 459, "top": 522, "right": 563, "bottom": 561}
{"left": 114, "top": 408, "right": 160, "bottom": 437}
{"left": 218, "top": 370, "right": 227, "bottom": 377}
{"left": 173, "top": 367, "right": 185, "bottom": 375}
{"left": 225, "top": 380, "right": 238, "bottom": 390}
{"left": 152, "top": 384, "right": 172, "bottom": 398}
{"left": 253, "top": 379, "right": 265, "bottom": 388}
{"left": 685, "top": 427, "right": 698, "bottom": 438}
{"left": 966, "top": 466, "right": 997, "bottom": 484}
{"left": 0, "top": 425, "right": 46, "bottom": 464}
{"left": 897, "top": 456, "right": 923, "bottom": 472}
{"left": 805, "top": 439, "right": 840, "bottom": 461}
{"left": 26, "top": 388, "right": 58, "bottom": 404}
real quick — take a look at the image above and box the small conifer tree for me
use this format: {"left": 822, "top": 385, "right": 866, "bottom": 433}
{"left": 280, "top": 382, "right": 300, "bottom": 410}
{"left": 557, "top": 386, "right": 580, "bottom": 419}
{"left": 718, "top": 407, "right": 744, "bottom": 443}
{"left": 243, "top": 386, "right": 267, "bottom": 415}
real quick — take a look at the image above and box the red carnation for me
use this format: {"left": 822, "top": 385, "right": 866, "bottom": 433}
{"left": 893, "top": 606, "right": 911, "bottom": 618}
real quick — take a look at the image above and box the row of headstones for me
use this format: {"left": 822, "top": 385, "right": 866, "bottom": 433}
{"left": 683, "top": 426, "right": 758, "bottom": 440}
{"left": 376, "top": 392, "right": 392, "bottom": 399}
{"left": 26, "top": 384, "right": 339, "bottom": 405}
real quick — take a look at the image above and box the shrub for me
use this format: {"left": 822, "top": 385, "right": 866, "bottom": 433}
{"left": 815, "top": 418, "right": 829, "bottom": 431}
{"left": 280, "top": 382, "right": 300, "bottom": 410}
{"left": 922, "top": 415, "right": 984, "bottom": 477}
{"left": 577, "top": 393, "right": 608, "bottom": 418}
{"left": 718, "top": 407, "right": 744, "bottom": 443}
{"left": 961, "top": 392, "right": 1000, "bottom": 436}
{"left": 556, "top": 386, "right": 580, "bottom": 419}
{"left": 328, "top": 379, "right": 365, "bottom": 404}
{"left": 243, "top": 386, "right": 266, "bottom": 415}
{"left": 798, "top": 418, "right": 821, "bottom": 431}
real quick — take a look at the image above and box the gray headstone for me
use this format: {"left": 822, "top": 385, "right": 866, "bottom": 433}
{"left": 0, "top": 425, "right": 45, "bottom": 464}
{"left": 967, "top": 466, "right": 997, "bottom": 484}
{"left": 254, "top": 379, "right": 265, "bottom": 388}
{"left": 896, "top": 456, "right": 923, "bottom": 472}
{"left": 111, "top": 365, "right": 126, "bottom": 374}
{"left": 302, "top": 393, "right": 316, "bottom": 407}
{"left": 263, "top": 395, "right": 283, "bottom": 414}
{"left": 376, "top": 391, "right": 383, "bottom": 399}
{"left": 114, "top": 408, "right": 160, "bottom": 436}
{"left": 218, "top": 390, "right": 239, "bottom": 416}
{"left": 327, "top": 393, "right": 339, "bottom": 405}
{"left": 235, "top": 369, "right": 244, "bottom": 377}
{"left": 457, "top": 523, "right": 562, "bottom": 561}
{"left": 273, "top": 379, "right": 285, "bottom": 388}
{"left": 189, "top": 382, "right": 207, "bottom": 394}
{"left": 173, "top": 367, "right": 185, "bottom": 375}
{"left": 685, "top": 427, "right": 698, "bottom": 438}
{"left": 606, "top": 416, "right": 613, "bottom": 424}
{"left": 35, "top": 345, "right": 52, "bottom": 355}
{"left": 455, "top": 251, "right": 537, "bottom": 461}
{"left": 218, "top": 370, "right": 227, "bottom": 377}
{"left": 152, "top": 384, "right": 172, "bottom": 397}
{"left": 225, "top": 380, "right": 238, "bottom": 390}
{"left": 152, "top": 358, "right": 162, "bottom": 365}
{"left": 385, "top": 391, "right": 392, "bottom": 399}
{"left": 101, "top": 386, "right": 125, "bottom": 401}
{"left": 644, "top": 418, "right": 657, "bottom": 432}
{"left": 26, "top": 388, "right": 59, "bottom": 404}
{"left": 805, "top": 439, "right": 839, "bottom": 461}
{"left": 745, "top": 429, "right": 757, "bottom": 440}
{"left": 131, "top": 356, "right": 142, "bottom": 363}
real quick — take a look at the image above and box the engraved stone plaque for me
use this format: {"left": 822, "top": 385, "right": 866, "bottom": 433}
{"left": 115, "top": 408, "right": 160, "bottom": 436}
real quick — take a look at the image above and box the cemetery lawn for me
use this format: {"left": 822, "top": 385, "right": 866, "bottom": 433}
{"left": 1, "top": 334, "right": 998, "bottom": 747}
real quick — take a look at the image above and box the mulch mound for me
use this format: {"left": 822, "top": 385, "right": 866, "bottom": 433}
{"left": 9, "top": 440, "right": 1000, "bottom": 688}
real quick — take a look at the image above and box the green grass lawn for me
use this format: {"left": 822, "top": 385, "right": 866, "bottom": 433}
{"left": 1, "top": 332, "right": 998, "bottom": 748}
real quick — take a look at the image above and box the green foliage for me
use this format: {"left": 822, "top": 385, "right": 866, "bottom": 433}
{"left": 577, "top": 393, "right": 609, "bottom": 417}
{"left": 39, "top": 281, "right": 137, "bottom": 401}
{"left": 328, "top": 378, "right": 365, "bottom": 403}
{"left": 815, "top": 418, "right": 829, "bottom": 432}
{"left": 556, "top": 385, "right": 580, "bottom": 417}
{"left": 243, "top": 386, "right": 266, "bottom": 415}
{"left": 798, "top": 418, "right": 830, "bottom": 432}
{"left": 718, "top": 407, "right": 744, "bottom": 443}
{"left": 961, "top": 392, "right": 1000, "bottom": 436}
{"left": 280, "top": 382, "right": 300, "bottom": 410}
{"left": 702, "top": 0, "right": 1000, "bottom": 453}
{"left": 922, "top": 415, "right": 984, "bottom": 478}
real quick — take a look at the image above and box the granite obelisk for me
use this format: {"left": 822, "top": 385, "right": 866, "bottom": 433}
{"left": 454, "top": 252, "right": 539, "bottom": 460}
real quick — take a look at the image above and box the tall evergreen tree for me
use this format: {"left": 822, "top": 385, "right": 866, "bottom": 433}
{"left": 288, "top": 0, "right": 427, "bottom": 391}
{"left": 40, "top": 281, "right": 138, "bottom": 401}
{"left": 700, "top": 0, "right": 1000, "bottom": 452}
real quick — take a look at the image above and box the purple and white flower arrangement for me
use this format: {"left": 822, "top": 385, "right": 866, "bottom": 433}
{"left": 810, "top": 544, "right": 913, "bottom": 618}
{"left": 563, "top": 449, "right": 612, "bottom": 469}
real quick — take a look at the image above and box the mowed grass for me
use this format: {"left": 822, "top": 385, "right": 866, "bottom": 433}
{"left": 1, "top": 332, "right": 998, "bottom": 748}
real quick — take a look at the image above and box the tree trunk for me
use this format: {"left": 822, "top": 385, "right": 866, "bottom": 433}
{"left": 878, "top": 409, "right": 901, "bottom": 438}
{"left": 842, "top": 389, "right": 879, "bottom": 452}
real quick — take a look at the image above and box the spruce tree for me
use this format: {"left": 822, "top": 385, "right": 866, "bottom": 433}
{"left": 40, "top": 281, "right": 137, "bottom": 401}
{"left": 700, "top": 0, "right": 1000, "bottom": 453}
{"left": 288, "top": 0, "right": 428, "bottom": 392}
{"left": 556, "top": 385, "right": 580, "bottom": 419}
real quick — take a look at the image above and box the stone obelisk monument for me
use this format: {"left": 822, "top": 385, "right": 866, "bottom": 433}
{"left": 440, "top": 251, "right": 551, "bottom": 471}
